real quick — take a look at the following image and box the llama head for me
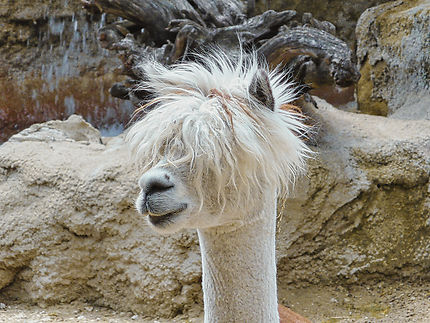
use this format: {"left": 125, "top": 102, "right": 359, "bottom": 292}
{"left": 127, "top": 52, "right": 310, "bottom": 234}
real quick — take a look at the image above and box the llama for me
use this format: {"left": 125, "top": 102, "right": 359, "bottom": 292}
{"left": 127, "top": 51, "right": 310, "bottom": 322}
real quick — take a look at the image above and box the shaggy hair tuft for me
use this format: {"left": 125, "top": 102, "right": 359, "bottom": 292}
{"left": 127, "top": 51, "right": 311, "bottom": 213}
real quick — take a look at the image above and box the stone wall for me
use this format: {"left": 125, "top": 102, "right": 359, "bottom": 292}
{"left": 0, "top": 116, "right": 202, "bottom": 317}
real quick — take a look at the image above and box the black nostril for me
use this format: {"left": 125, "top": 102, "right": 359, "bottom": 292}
{"left": 145, "top": 179, "right": 174, "bottom": 196}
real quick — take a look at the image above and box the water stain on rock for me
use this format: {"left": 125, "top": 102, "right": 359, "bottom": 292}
{"left": 0, "top": 1, "right": 132, "bottom": 142}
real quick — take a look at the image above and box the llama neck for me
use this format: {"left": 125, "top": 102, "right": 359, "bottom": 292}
{"left": 197, "top": 195, "right": 279, "bottom": 323}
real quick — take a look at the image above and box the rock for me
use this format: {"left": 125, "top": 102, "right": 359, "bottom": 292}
{"left": 0, "top": 268, "right": 15, "bottom": 294}
{"left": 391, "top": 95, "right": 430, "bottom": 121}
{"left": 356, "top": 0, "right": 430, "bottom": 117}
{"left": 0, "top": 118, "right": 202, "bottom": 317}
{"left": 276, "top": 98, "right": 430, "bottom": 285}
{"left": 8, "top": 115, "right": 101, "bottom": 143}
{"left": 1, "top": 106, "right": 429, "bottom": 318}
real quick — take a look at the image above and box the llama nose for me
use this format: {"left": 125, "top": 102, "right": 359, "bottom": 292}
{"left": 145, "top": 179, "right": 174, "bottom": 196}
{"left": 141, "top": 171, "right": 174, "bottom": 196}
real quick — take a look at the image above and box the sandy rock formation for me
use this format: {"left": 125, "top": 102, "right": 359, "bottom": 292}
{"left": 277, "top": 98, "right": 430, "bottom": 286}
{"left": 356, "top": 0, "right": 430, "bottom": 117}
{"left": 0, "top": 115, "right": 202, "bottom": 318}
{"left": 1, "top": 109, "right": 429, "bottom": 318}
{"left": 8, "top": 115, "right": 102, "bottom": 143}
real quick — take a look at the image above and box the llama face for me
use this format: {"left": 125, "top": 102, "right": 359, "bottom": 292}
{"left": 135, "top": 162, "right": 243, "bottom": 234}
{"left": 127, "top": 52, "right": 310, "bottom": 233}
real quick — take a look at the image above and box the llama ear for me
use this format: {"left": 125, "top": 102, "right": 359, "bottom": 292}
{"left": 249, "top": 69, "right": 275, "bottom": 111}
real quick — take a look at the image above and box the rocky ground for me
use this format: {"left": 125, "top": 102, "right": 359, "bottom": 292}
{"left": 0, "top": 280, "right": 429, "bottom": 322}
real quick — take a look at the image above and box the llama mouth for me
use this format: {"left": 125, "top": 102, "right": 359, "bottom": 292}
{"left": 147, "top": 205, "right": 187, "bottom": 227}
{"left": 148, "top": 212, "right": 180, "bottom": 226}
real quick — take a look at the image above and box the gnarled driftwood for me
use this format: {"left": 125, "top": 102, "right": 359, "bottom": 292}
{"left": 82, "top": 0, "right": 359, "bottom": 106}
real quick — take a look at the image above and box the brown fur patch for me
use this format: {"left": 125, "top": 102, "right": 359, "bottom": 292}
{"left": 280, "top": 103, "right": 303, "bottom": 115}
{"left": 209, "top": 89, "right": 236, "bottom": 133}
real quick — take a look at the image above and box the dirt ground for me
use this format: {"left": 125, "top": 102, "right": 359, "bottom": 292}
{"left": 0, "top": 280, "right": 429, "bottom": 323}
{"left": 280, "top": 280, "right": 430, "bottom": 323}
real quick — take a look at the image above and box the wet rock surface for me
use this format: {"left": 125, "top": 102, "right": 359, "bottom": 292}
{"left": 0, "top": 0, "right": 132, "bottom": 142}
{"left": 1, "top": 102, "right": 429, "bottom": 319}
{"left": 356, "top": 0, "right": 430, "bottom": 117}
{"left": 0, "top": 0, "right": 387, "bottom": 143}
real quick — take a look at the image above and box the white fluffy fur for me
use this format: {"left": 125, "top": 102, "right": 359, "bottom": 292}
{"left": 127, "top": 50, "right": 311, "bottom": 322}
{"left": 127, "top": 51, "right": 310, "bottom": 214}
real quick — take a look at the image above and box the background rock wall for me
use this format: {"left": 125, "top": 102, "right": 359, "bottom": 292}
{"left": 0, "top": 0, "right": 396, "bottom": 143}
{"left": 276, "top": 99, "right": 430, "bottom": 286}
